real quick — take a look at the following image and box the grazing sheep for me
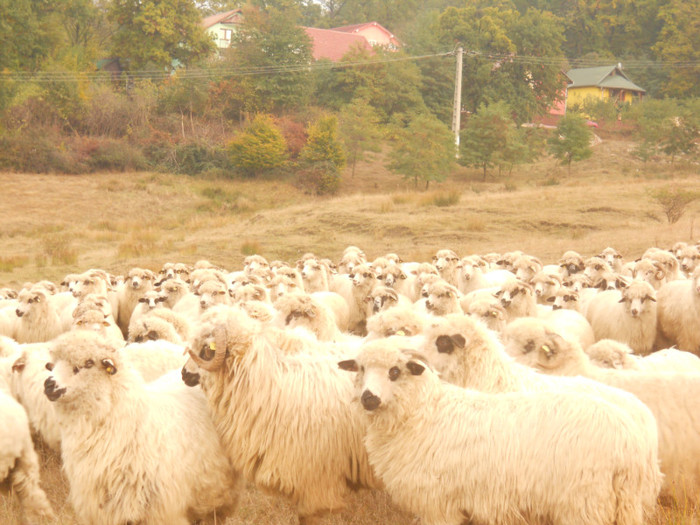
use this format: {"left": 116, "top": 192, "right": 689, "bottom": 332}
{"left": 339, "top": 340, "right": 659, "bottom": 525}
{"left": 510, "top": 331, "right": 700, "bottom": 505}
{"left": 183, "top": 306, "right": 379, "bottom": 525}
{"left": 432, "top": 249, "right": 461, "bottom": 287}
{"left": 656, "top": 266, "right": 700, "bottom": 355}
{"left": 0, "top": 374, "right": 55, "bottom": 523}
{"left": 44, "top": 331, "right": 239, "bottom": 525}
{"left": 586, "top": 339, "right": 700, "bottom": 372}
{"left": 364, "top": 305, "right": 427, "bottom": 340}
{"left": 116, "top": 267, "right": 157, "bottom": 337}
{"left": 15, "top": 285, "right": 66, "bottom": 343}
{"left": 494, "top": 278, "right": 536, "bottom": 320}
{"left": 586, "top": 280, "right": 657, "bottom": 355}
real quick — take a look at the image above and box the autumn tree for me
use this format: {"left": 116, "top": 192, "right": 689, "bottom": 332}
{"left": 228, "top": 114, "right": 288, "bottom": 177}
{"left": 547, "top": 113, "right": 592, "bottom": 173}
{"left": 388, "top": 111, "right": 454, "bottom": 190}
{"left": 109, "top": 0, "right": 215, "bottom": 71}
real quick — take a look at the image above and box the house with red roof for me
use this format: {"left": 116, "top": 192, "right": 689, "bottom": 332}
{"left": 329, "top": 22, "right": 400, "bottom": 51}
{"left": 302, "top": 27, "right": 373, "bottom": 61}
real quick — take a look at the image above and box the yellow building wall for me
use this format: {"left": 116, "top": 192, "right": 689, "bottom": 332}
{"left": 567, "top": 86, "right": 603, "bottom": 107}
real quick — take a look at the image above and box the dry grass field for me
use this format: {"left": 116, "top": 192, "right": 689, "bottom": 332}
{"left": 1, "top": 137, "right": 700, "bottom": 524}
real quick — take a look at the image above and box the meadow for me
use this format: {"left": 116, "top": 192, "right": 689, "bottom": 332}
{"left": 1, "top": 136, "right": 699, "bottom": 524}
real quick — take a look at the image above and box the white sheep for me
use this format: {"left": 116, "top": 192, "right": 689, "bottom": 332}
{"left": 132, "top": 307, "right": 191, "bottom": 344}
{"left": 329, "top": 262, "right": 377, "bottom": 334}
{"left": 0, "top": 294, "right": 18, "bottom": 338}
{"left": 539, "top": 307, "right": 595, "bottom": 350}
{"left": 455, "top": 255, "right": 514, "bottom": 295}
{"left": 632, "top": 257, "right": 668, "bottom": 290}
{"left": 511, "top": 253, "right": 543, "bottom": 283}
{"left": 116, "top": 267, "right": 157, "bottom": 337}
{"left": 364, "top": 285, "right": 411, "bottom": 318}
{"left": 158, "top": 261, "right": 192, "bottom": 282}
{"left": 599, "top": 246, "right": 624, "bottom": 273}
{"left": 14, "top": 285, "right": 67, "bottom": 343}
{"left": 586, "top": 339, "right": 700, "bottom": 372}
{"left": 464, "top": 296, "right": 507, "bottom": 332}
{"left": 182, "top": 305, "right": 379, "bottom": 525}
{"left": 120, "top": 339, "right": 188, "bottom": 382}
{"left": 643, "top": 247, "right": 683, "bottom": 281}
{"left": 545, "top": 286, "right": 582, "bottom": 312}
{"left": 510, "top": 330, "right": 700, "bottom": 505}
{"left": 0, "top": 374, "right": 55, "bottom": 523}
{"left": 299, "top": 257, "right": 331, "bottom": 292}
{"left": 364, "top": 305, "right": 427, "bottom": 340}
{"left": 531, "top": 268, "right": 562, "bottom": 304}
{"left": 494, "top": 278, "right": 536, "bottom": 320}
{"left": 339, "top": 340, "right": 660, "bottom": 525}
{"left": 432, "top": 248, "right": 461, "bottom": 287}
{"left": 72, "top": 308, "right": 125, "bottom": 345}
{"left": 656, "top": 265, "right": 700, "bottom": 355}
{"left": 44, "top": 331, "right": 239, "bottom": 525}
{"left": 173, "top": 278, "right": 230, "bottom": 320}
{"left": 586, "top": 279, "right": 657, "bottom": 355}
{"left": 583, "top": 256, "right": 613, "bottom": 283}
{"left": 337, "top": 245, "right": 366, "bottom": 273}
{"left": 126, "top": 289, "right": 168, "bottom": 338}
{"left": 127, "top": 314, "right": 186, "bottom": 345}
{"left": 273, "top": 292, "right": 343, "bottom": 342}
{"left": 558, "top": 250, "right": 584, "bottom": 277}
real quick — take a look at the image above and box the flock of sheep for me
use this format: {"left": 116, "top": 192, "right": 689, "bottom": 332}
{"left": 1, "top": 241, "right": 700, "bottom": 525}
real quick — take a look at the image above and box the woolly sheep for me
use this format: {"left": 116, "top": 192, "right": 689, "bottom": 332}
{"left": 137, "top": 307, "right": 191, "bottom": 343}
{"left": 339, "top": 340, "right": 659, "bottom": 525}
{"left": 583, "top": 256, "right": 613, "bottom": 283}
{"left": 299, "top": 257, "right": 330, "bottom": 293}
{"left": 494, "top": 278, "right": 536, "bottom": 320}
{"left": 599, "top": 247, "right": 624, "bottom": 273}
{"left": 0, "top": 295, "right": 18, "bottom": 339}
{"left": 464, "top": 296, "right": 507, "bottom": 332}
{"left": 432, "top": 249, "right": 461, "bottom": 287}
{"left": 120, "top": 339, "right": 188, "bottom": 382}
{"left": 126, "top": 289, "right": 168, "bottom": 337}
{"left": 539, "top": 307, "right": 595, "bottom": 350}
{"left": 656, "top": 265, "right": 700, "bottom": 355}
{"left": 509, "top": 331, "right": 700, "bottom": 505}
{"left": 558, "top": 250, "right": 584, "bottom": 277}
{"left": 424, "top": 279, "right": 463, "bottom": 316}
{"left": 364, "top": 305, "right": 427, "bottom": 340}
{"left": 586, "top": 280, "right": 657, "bottom": 355}
{"left": 338, "top": 245, "right": 366, "bottom": 273}
{"left": 128, "top": 314, "right": 185, "bottom": 345}
{"left": 267, "top": 273, "right": 303, "bottom": 301}
{"left": 586, "top": 339, "right": 700, "bottom": 372}
{"left": 643, "top": 247, "right": 683, "bottom": 281}
{"left": 158, "top": 261, "right": 192, "bottom": 282}
{"left": 364, "top": 285, "right": 411, "bottom": 318}
{"left": 182, "top": 305, "right": 379, "bottom": 525}
{"left": 531, "top": 269, "right": 562, "bottom": 304}
{"left": 0, "top": 374, "right": 55, "bottom": 523}
{"left": 116, "top": 267, "right": 157, "bottom": 337}
{"left": 15, "top": 285, "right": 66, "bottom": 343}
{"left": 455, "top": 255, "right": 514, "bottom": 295}
{"left": 512, "top": 253, "right": 543, "bottom": 283}
{"left": 546, "top": 286, "right": 582, "bottom": 312}
{"left": 230, "top": 282, "right": 270, "bottom": 304}
{"left": 632, "top": 258, "right": 668, "bottom": 290}
{"left": 173, "top": 278, "right": 230, "bottom": 320}
{"left": 273, "top": 292, "right": 343, "bottom": 342}
{"left": 44, "top": 331, "right": 239, "bottom": 525}
{"left": 329, "top": 262, "right": 377, "bottom": 334}
{"left": 71, "top": 269, "right": 120, "bottom": 321}
{"left": 72, "top": 308, "right": 125, "bottom": 345}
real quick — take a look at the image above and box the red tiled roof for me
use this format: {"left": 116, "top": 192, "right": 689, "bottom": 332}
{"left": 202, "top": 9, "right": 242, "bottom": 29}
{"left": 303, "top": 27, "right": 373, "bottom": 62}
{"left": 330, "top": 21, "right": 400, "bottom": 46}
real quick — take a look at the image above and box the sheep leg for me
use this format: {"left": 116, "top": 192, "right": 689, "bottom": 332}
{"left": 10, "top": 446, "right": 55, "bottom": 523}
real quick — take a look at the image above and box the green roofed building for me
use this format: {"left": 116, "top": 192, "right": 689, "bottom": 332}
{"left": 566, "top": 64, "right": 645, "bottom": 108}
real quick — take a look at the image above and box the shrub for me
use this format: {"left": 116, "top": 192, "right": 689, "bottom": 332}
{"left": 87, "top": 139, "right": 147, "bottom": 172}
{"left": 228, "top": 114, "right": 288, "bottom": 177}
{"left": 647, "top": 186, "right": 700, "bottom": 224}
{"left": 295, "top": 161, "right": 341, "bottom": 195}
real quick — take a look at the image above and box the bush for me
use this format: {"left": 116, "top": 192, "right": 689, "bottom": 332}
{"left": 0, "top": 131, "right": 82, "bottom": 173}
{"left": 228, "top": 114, "right": 288, "bottom": 177}
{"left": 173, "top": 142, "right": 228, "bottom": 176}
{"left": 647, "top": 186, "right": 700, "bottom": 224}
{"left": 88, "top": 139, "right": 147, "bottom": 172}
{"left": 295, "top": 161, "right": 341, "bottom": 195}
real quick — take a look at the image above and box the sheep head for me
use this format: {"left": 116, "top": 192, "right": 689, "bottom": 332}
{"left": 187, "top": 324, "right": 229, "bottom": 373}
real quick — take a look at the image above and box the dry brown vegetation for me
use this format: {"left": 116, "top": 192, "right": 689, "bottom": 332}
{"left": 1, "top": 138, "right": 700, "bottom": 524}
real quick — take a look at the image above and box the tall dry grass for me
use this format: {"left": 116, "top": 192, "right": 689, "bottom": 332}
{"left": 1, "top": 139, "right": 700, "bottom": 523}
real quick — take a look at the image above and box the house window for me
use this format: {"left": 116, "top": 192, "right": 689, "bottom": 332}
{"left": 222, "top": 29, "right": 232, "bottom": 41}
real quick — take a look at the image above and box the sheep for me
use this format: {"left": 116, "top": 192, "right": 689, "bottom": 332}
{"left": 116, "top": 267, "right": 157, "bottom": 337}
{"left": 230, "top": 282, "right": 270, "bottom": 304}
{"left": 273, "top": 292, "right": 343, "bottom": 342}
{"left": 656, "top": 265, "right": 700, "bottom": 355}
{"left": 509, "top": 330, "right": 700, "bottom": 505}
{"left": 0, "top": 374, "right": 55, "bottom": 523}
{"left": 364, "top": 285, "right": 410, "bottom": 318}
{"left": 173, "top": 278, "right": 230, "bottom": 320}
{"left": 238, "top": 300, "right": 276, "bottom": 323}
{"left": 126, "top": 289, "right": 168, "bottom": 337}
{"left": 562, "top": 272, "right": 591, "bottom": 292}
{"left": 243, "top": 254, "right": 270, "bottom": 276}
{"left": 158, "top": 261, "right": 192, "bottom": 282}
{"left": 455, "top": 255, "right": 515, "bottom": 295}
{"left": 586, "top": 339, "right": 700, "bottom": 372}
{"left": 592, "top": 269, "right": 629, "bottom": 291}
{"left": 299, "top": 257, "right": 331, "bottom": 293}
{"left": 643, "top": 247, "right": 683, "bottom": 281}
{"left": 423, "top": 279, "right": 462, "bottom": 316}
{"left": 182, "top": 305, "right": 379, "bottom": 525}
{"left": 14, "top": 285, "right": 67, "bottom": 343}
{"left": 432, "top": 249, "right": 461, "bottom": 287}
{"left": 512, "top": 253, "right": 543, "bottom": 283}
{"left": 72, "top": 308, "right": 125, "bottom": 345}
{"left": 155, "top": 277, "right": 190, "bottom": 309}
{"left": 337, "top": 245, "right": 366, "bottom": 273}
{"left": 632, "top": 257, "right": 668, "bottom": 290}
{"left": 586, "top": 279, "right": 657, "bottom": 355}
{"left": 44, "top": 331, "right": 239, "bottom": 525}
{"left": 127, "top": 314, "right": 186, "bottom": 345}
{"left": 0, "top": 294, "right": 18, "bottom": 338}
{"left": 494, "top": 278, "right": 537, "bottom": 320}
{"left": 531, "top": 268, "right": 562, "bottom": 304}
{"left": 338, "top": 340, "right": 660, "bottom": 525}
{"left": 558, "top": 250, "right": 584, "bottom": 277}
{"left": 599, "top": 246, "right": 624, "bottom": 273}
{"left": 329, "top": 262, "right": 377, "bottom": 334}
{"left": 364, "top": 305, "right": 427, "bottom": 340}
{"left": 583, "top": 256, "right": 613, "bottom": 283}
{"left": 71, "top": 268, "right": 120, "bottom": 320}
{"left": 121, "top": 340, "right": 188, "bottom": 382}
{"left": 464, "top": 296, "right": 507, "bottom": 332}
{"left": 539, "top": 307, "right": 595, "bottom": 350}
{"left": 546, "top": 286, "right": 582, "bottom": 312}
{"left": 494, "top": 250, "right": 524, "bottom": 272}
{"left": 267, "top": 272, "right": 304, "bottom": 301}
{"left": 72, "top": 293, "right": 116, "bottom": 321}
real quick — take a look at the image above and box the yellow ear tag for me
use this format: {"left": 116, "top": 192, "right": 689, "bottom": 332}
{"left": 542, "top": 344, "right": 551, "bottom": 354}
{"left": 105, "top": 365, "right": 115, "bottom": 374}
{"left": 395, "top": 330, "right": 406, "bottom": 336}
{"left": 209, "top": 342, "right": 216, "bottom": 351}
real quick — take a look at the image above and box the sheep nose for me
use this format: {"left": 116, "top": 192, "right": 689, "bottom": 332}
{"left": 501, "top": 299, "right": 511, "bottom": 307}
{"left": 535, "top": 289, "right": 542, "bottom": 296}
{"left": 567, "top": 264, "right": 578, "bottom": 274}
{"left": 361, "top": 390, "right": 381, "bottom": 411}
{"left": 16, "top": 309, "right": 24, "bottom": 317}
{"left": 425, "top": 301, "right": 434, "bottom": 311}
{"left": 552, "top": 305, "right": 561, "bottom": 310}
{"left": 631, "top": 308, "right": 639, "bottom": 317}
{"left": 44, "top": 377, "right": 66, "bottom": 402}
{"left": 181, "top": 367, "right": 200, "bottom": 387}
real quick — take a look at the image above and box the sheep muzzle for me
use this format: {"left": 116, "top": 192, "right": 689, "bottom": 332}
{"left": 361, "top": 390, "right": 381, "bottom": 411}
{"left": 181, "top": 366, "right": 200, "bottom": 387}
{"left": 44, "top": 377, "right": 66, "bottom": 402}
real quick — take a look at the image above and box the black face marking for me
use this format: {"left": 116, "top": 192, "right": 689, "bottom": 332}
{"left": 436, "top": 335, "right": 454, "bottom": 354}
{"left": 388, "top": 366, "right": 400, "bottom": 381}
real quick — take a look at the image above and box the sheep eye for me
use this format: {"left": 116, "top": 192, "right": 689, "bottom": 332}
{"left": 85, "top": 360, "right": 94, "bottom": 368}
{"left": 73, "top": 366, "right": 79, "bottom": 375}
{"left": 388, "top": 366, "right": 401, "bottom": 381}
{"left": 363, "top": 273, "right": 370, "bottom": 278}
{"left": 595, "top": 264, "right": 602, "bottom": 270}
{"left": 28, "top": 298, "right": 34, "bottom": 303}
{"left": 511, "top": 288, "right": 520, "bottom": 297}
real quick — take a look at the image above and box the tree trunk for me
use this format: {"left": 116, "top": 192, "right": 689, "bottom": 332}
{"left": 180, "top": 110, "right": 186, "bottom": 140}
{"left": 482, "top": 164, "right": 487, "bottom": 181}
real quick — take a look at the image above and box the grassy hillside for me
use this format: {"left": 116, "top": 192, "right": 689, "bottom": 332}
{"left": 1, "top": 138, "right": 699, "bottom": 288}
{"left": 1, "top": 137, "right": 699, "bottom": 524}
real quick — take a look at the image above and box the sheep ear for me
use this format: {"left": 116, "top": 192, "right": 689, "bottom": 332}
{"left": 338, "top": 359, "right": 359, "bottom": 372}
{"left": 618, "top": 297, "right": 626, "bottom": 303}
{"left": 406, "top": 361, "right": 425, "bottom": 376}
{"left": 101, "top": 359, "right": 117, "bottom": 375}
{"left": 450, "top": 334, "right": 466, "bottom": 349}
{"left": 545, "top": 296, "right": 556, "bottom": 303}
{"left": 646, "top": 295, "right": 657, "bottom": 303}
{"left": 12, "top": 356, "right": 26, "bottom": 373}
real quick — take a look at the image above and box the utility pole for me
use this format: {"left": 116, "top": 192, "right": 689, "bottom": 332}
{"left": 451, "top": 46, "right": 463, "bottom": 157}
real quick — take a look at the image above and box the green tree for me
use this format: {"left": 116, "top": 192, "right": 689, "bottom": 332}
{"left": 222, "top": 4, "right": 313, "bottom": 113}
{"left": 228, "top": 114, "right": 288, "bottom": 177}
{"left": 109, "top": 0, "right": 215, "bottom": 71}
{"left": 547, "top": 113, "right": 593, "bottom": 173}
{"left": 648, "top": 187, "right": 700, "bottom": 224}
{"left": 661, "top": 114, "right": 699, "bottom": 165}
{"left": 339, "top": 97, "right": 383, "bottom": 177}
{"left": 459, "top": 102, "right": 514, "bottom": 180}
{"left": 653, "top": 0, "right": 700, "bottom": 98}
{"left": 388, "top": 111, "right": 454, "bottom": 189}
{"left": 298, "top": 115, "right": 346, "bottom": 195}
